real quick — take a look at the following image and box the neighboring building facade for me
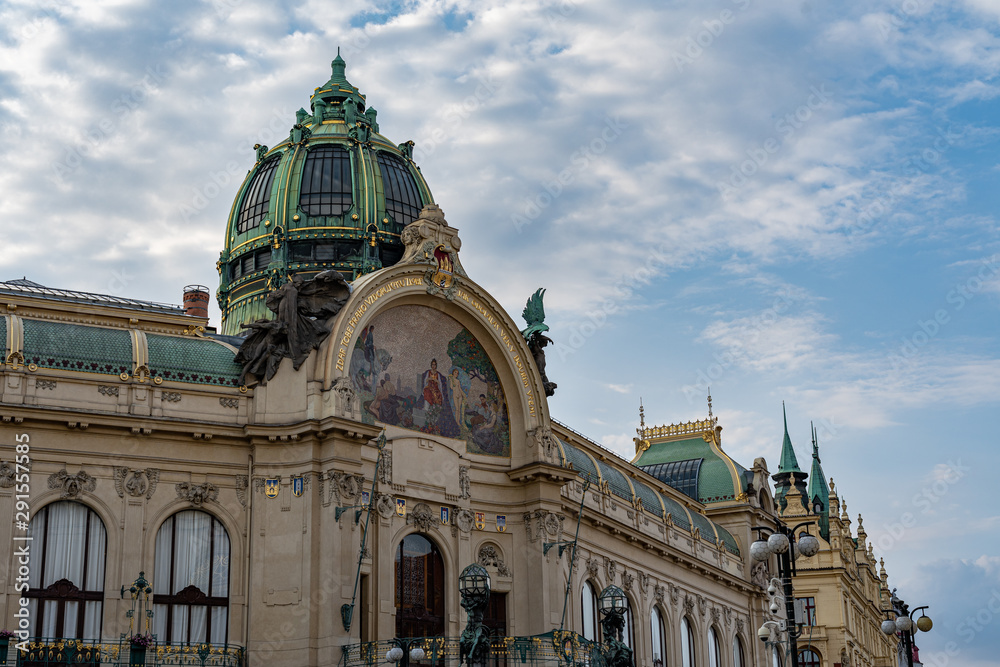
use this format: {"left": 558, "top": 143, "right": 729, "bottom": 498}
{"left": 0, "top": 56, "right": 895, "bottom": 667}
{"left": 771, "top": 420, "right": 899, "bottom": 667}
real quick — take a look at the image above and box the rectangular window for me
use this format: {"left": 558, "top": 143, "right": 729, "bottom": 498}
{"left": 796, "top": 597, "right": 817, "bottom": 626}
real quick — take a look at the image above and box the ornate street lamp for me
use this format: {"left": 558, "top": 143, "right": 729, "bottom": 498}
{"left": 459, "top": 564, "right": 491, "bottom": 666}
{"left": 598, "top": 585, "right": 633, "bottom": 667}
{"left": 881, "top": 591, "right": 932, "bottom": 667}
{"left": 751, "top": 523, "right": 818, "bottom": 667}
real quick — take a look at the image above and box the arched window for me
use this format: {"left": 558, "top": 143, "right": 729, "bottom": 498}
{"left": 581, "top": 581, "right": 598, "bottom": 642}
{"left": 236, "top": 156, "right": 279, "bottom": 232}
{"left": 650, "top": 607, "right": 666, "bottom": 667}
{"left": 153, "top": 511, "right": 230, "bottom": 644}
{"left": 680, "top": 617, "right": 695, "bottom": 667}
{"left": 622, "top": 597, "right": 635, "bottom": 650}
{"left": 708, "top": 627, "right": 721, "bottom": 667}
{"left": 26, "top": 502, "right": 106, "bottom": 639}
{"left": 377, "top": 152, "right": 422, "bottom": 228}
{"left": 299, "top": 145, "right": 353, "bottom": 216}
{"left": 395, "top": 534, "right": 445, "bottom": 637}
{"left": 732, "top": 635, "right": 745, "bottom": 667}
{"left": 799, "top": 649, "right": 821, "bottom": 667}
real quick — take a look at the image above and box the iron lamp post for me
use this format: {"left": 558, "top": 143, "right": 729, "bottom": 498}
{"left": 598, "top": 585, "right": 633, "bottom": 667}
{"left": 751, "top": 522, "right": 819, "bottom": 667}
{"left": 459, "top": 564, "right": 491, "bottom": 666}
{"left": 881, "top": 592, "right": 932, "bottom": 667}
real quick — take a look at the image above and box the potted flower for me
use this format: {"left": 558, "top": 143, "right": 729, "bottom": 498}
{"left": 129, "top": 634, "right": 154, "bottom": 667}
{"left": 0, "top": 631, "right": 16, "bottom": 664}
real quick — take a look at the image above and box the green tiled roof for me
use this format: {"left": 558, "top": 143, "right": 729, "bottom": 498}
{"left": 23, "top": 320, "right": 131, "bottom": 376}
{"left": 714, "top": 524, "right": 741, "bottom": 556}
{"left": 635, "top": 434, "right": 742, "bottom": 504}
{"left": 147, "top": 334, "right": 242, "bottom": 387}
{"left": 595, "top": 458, "right": 634, "bottom": 503}
{"left": 560, "top": 438, "right": 599, "bottom": 485}
{"left": 659, "top": 493, "right": 692, "bottom": 532}
{"left": 632, "top": 478, "right": 665, "bottom": 518}
{"left": 689, "top": 509, "right": 717, "bottom": 542}
{"left": 556, "top": 437, "right": 739, "bottom": 556}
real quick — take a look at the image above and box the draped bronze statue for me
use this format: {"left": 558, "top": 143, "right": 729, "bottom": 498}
{"left": 234, "top": 271, "right": 351, "bottom": 385}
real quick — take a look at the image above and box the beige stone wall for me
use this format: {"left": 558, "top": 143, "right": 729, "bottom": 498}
{"left": 0, "top": 268, "right": 779, "bottom": 667}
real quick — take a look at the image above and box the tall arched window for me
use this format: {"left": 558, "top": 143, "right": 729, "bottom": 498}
{"left": 650, "top": 607, "right": 666, "bottom": 667}
{"left": 153, "top": 511, "right": 230, "bottom": 644}
{"left": 622, "top": 598, "right": 635, "bottom": 650}
{"left": 26, "top": 502, "right": 107, "bottom": 639}
{"left": 732, "top": 635, "right": 745, "bottom": 667}
{"left": 680, "top": 617, "right": 695, "bottom": 667}
{"left": 299, "top": 145, "right": 353, "bottom": 216}
{"left": 799, "top": 649, "right": 821, "bottom": 667}
{"left": 708, "top": 627, "right": 721, "bottom": 667}
{"left": 236, "top": 156, "right": 279, "bottom": 232}
{"left": 377, "top": 152, "right": 422, "bottom": 228}
{"left": 395, "top": 534, "right": 445, "bottom": 637}
{"left": 581, "top": 581, "right": 598, "bottom": 642}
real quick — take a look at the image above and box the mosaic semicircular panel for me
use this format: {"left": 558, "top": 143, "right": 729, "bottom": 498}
{"left": 350, "top": 305, "right": 511, "bottom": 457}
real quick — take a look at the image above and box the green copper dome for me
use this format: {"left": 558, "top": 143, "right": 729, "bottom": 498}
{"left": 216, "top": 53, "right": 434, "bottom": 335}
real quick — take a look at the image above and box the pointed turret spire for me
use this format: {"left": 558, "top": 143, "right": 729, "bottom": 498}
{"left": 808, "top": 422, "right": 831, "bottom": 540}
{"left": 778, "top": 402, "right": 803, "bottom": 473}
{"left": 707, "top": 388, "right": 713, "bottom": 419}
{"left": 772, "top": 402, "right": 810, "bottom": 513}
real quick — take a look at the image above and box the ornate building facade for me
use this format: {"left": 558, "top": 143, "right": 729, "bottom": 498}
{"left": 0, "top": 56, "right": 896, "bottom": 667}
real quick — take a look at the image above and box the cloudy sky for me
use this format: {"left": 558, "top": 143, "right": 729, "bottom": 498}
{"left": 2, "top": 0, "right": 998, "bottom": 661}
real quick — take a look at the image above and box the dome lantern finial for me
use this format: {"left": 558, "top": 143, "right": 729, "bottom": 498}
{"left": 331, "top": 48, "right": 347, "bottom": 83}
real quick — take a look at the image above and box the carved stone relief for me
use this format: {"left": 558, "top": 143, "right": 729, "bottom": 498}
{"left": 330, "top": 471, "right": 366, "bottom": 506}
{"left": 605, "top": 557, "right": 618, "bottom": 582}
{"left": 375, "top": 492, "right": 396, "bottom": 519}
{"left": 654, "top": 584, "right": 665, "bottom": 605}
{"left": 236, "top": 475, "right": 249, "bottom": 508}
{"left": 407, "top": 502, "right": 435, "bottom": 532}
{"left": 0, "top": 461, "right": 15, "bottom": 488}
{"left": 454, "top": 509, "right": 475, "bottom": 534}
{"left": 478, "top": 544, "right": 512, "bottom": 577}
{"left": 459, "top": 466, "right": 471, "bottom": 499}
{"left": 48, "top": 468, "right": 96, "bottom": 499}
{"left": 621, "top": 571, "right": 634, "bottom": 593}
{"left": 176, "top": 482, "right": 218, "bottom": 506}
{"left": 113, "top": 467, "right": 159, "bottom": 499}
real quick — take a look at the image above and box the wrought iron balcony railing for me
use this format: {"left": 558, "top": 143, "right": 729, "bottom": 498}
{"left": 342, "top": 631, "right": 607, "bottom": 667}
{"left": 0, "top": 638, "right": 244, "bottom": 667}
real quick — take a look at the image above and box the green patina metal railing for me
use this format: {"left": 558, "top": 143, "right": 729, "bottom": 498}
{"left": 342, "top": 631, "right": 606, "bottom": 667}
{"left": 6, "top": 638, "right": 244, "bottom": 667}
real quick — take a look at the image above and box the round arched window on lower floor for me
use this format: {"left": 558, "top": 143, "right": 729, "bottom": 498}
{"left": 799, "top": 649, "right": 821, "bottom": 667}
{"left": 153, "top": 510, "right": 231, "bottom": 644}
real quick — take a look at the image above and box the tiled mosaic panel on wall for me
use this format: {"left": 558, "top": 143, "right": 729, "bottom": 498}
{"left": 350, "top": 305, "right": 511, "bottom": 457}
